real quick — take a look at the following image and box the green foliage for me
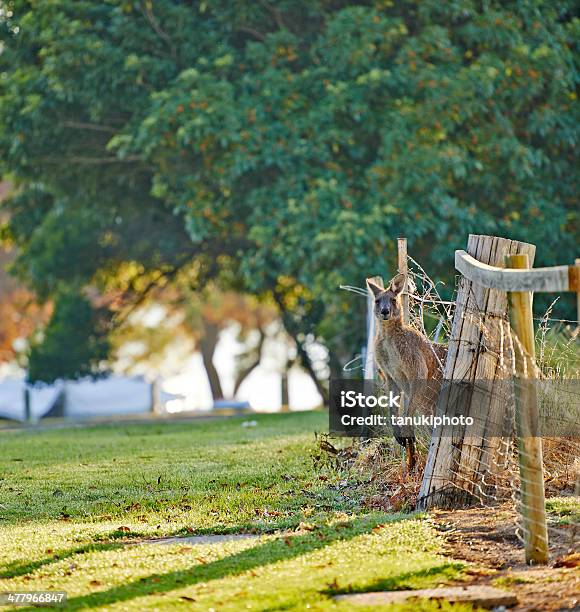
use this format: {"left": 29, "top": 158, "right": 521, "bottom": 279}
{"left": 1, "top": 0, "right": 578, "bottom": 378}
{"left": 27, "top": 289, "right": 109, "bottom": 382}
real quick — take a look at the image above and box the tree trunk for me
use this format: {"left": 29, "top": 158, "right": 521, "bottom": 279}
{"left": 281, "top": 369, "right": 289, "bottom": 412}
{"left": 272, "top": 291, "right": 329, "bottom": 405}
{"left": 199, "top": 320, "right": 224, "bottom": 401}
{"left": 292, "top": 335, "right": 329, "bottom": 405}
{"left": 233, "top": 328, "right": 266, "bottom": 396}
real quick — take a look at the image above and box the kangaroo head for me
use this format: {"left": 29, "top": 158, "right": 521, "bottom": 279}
{"left": 366, "top": 273, "right": 406, "bottom": 321}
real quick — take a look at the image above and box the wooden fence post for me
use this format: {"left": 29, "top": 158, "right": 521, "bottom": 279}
{"left": 24, "top": 386, "right": 31, "bottom": 423}
{"left": 362, "top": 276, "right": 383, "bottom": 439}
{"left": 576, "top": 258, "right": 580, "bottom": 325}
{"left": 281, "top": 370, "right": 290, "bottom": 413}
{"left": 397, "top": 238, "right": 409, "bottom": 324}
{"left": 576, "top": 261, "right": 580, "bottom": 498}
{"left": 418, "top": 235, "right": 536, "bottom": 509}
{"left": 505, "top": 253, "right": 549, "bottom": 565}
{"left": 364, "top": 276, "right": 382, "bottom": 380}
{"left": 397, "top": 237, "right": 417, "bottom": 472}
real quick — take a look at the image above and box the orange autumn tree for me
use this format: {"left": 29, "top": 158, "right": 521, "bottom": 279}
{"left": 0, "top": 183, "right": 51, "bottom": 366}
{"left": 0, "top": 286, "right": 51, "bottom": 364}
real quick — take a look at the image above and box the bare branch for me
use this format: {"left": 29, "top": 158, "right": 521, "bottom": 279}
{"left": 140, "top": 1, "right": 177, "bottom": 60}
{"left": 60, "top": 121, "right": 118, "bottom": 134}
{"left": 38, "top": 155, "right": 143, "bottom": 165}
{"left": 258, "top": 0, "right": 287, "bottom": 30}
{"left": 111, "top": 259, "right": 191, "bottom": 328}
{"left": 237, "top": 26, "right": 267, "bottom": 42}
{"left": 272, "top": 289, "right": 329, "bottom": 404}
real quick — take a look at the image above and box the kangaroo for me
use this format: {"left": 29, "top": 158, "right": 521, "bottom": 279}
{"left": 366, "top": 273, "right": 447, "bottom": 469}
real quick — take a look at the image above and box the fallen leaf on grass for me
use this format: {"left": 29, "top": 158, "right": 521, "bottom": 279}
{"left": 261, "top": 509, "right": 282, "bottom": 517}
{"left": 554, "top": 552, "right": 580, "bottom": 568}
{"left": 314, "top": 561, "right": 334, "bottom": 568}
{"left": 464, "top": 567, "right": 497, "bottom": 576}
{"left": 117, "top": 526, "right": 131, "bottom": 532}
{"left": 180, "top": 596, "right": 196, "bottom": 602}
{"left": 89, "top": 580, "right": 103, "bottom": 587}
{"left": 319, "top": 441, "right": 338, "bottom": 455}
{"left": 364, "top": 494, "right": 391, "bottom": 511}
{"left": 298, "top": 522, "right": 316, "bottom": 531}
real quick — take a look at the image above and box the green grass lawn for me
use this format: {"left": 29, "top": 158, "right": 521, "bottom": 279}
{"left": 0, "top": 412, "right": 468, "bottom": 610}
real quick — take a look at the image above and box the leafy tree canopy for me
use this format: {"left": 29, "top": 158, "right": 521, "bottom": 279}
{"left": 27, "top": 289, "right": 109, "bottom": 382}
{"left": 0, "top": 0, "right": 578, "bottom": 382}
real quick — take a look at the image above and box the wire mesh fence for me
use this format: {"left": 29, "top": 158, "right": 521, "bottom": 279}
{"left": 338, "top": 247, "right": 579, "bottom": 560}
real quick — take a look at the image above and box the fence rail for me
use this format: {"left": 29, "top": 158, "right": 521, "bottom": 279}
{"left": 455, "top": 250, "right": 580, "bottom": 293}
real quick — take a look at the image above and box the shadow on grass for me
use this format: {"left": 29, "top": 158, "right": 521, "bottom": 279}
{"left": 0, "top": 515, "right": 312, "bottom": 581}
{"left": 0, "top": 542, "right": 126, "bottom": 579}
{"left": 25, "top": 514, "right": 410, "bottom": 610}
{"left": 324, "top": 562, "right": 465, "bottom": 596}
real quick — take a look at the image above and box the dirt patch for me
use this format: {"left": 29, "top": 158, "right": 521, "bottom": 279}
{"left": 431, "top": 504, "right": 579, "bottom": 611}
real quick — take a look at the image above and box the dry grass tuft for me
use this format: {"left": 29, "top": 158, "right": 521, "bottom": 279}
{"left": 353, "top": 439, "right": 426, "bottom": 512}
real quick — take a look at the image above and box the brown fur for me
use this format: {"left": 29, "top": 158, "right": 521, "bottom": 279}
{"left": 366, "top": 273, "right": 447, "bottom": 418}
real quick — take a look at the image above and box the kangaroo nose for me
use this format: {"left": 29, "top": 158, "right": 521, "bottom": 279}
{"left": 381, "top": 306, "right": 389, "bottom": 317}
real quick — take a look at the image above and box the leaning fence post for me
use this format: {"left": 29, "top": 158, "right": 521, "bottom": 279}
{"left": 505, "top": 253, "right": 549, "bottom": 565}
{"left": 418, "top": 235, "right": 536, "bottom": 509}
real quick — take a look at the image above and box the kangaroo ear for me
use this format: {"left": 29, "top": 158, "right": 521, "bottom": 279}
{"left": 389, "top": 273, "right": 406, "bottom": 296}
{"left": 366, "top": 278, "right": 383, "bottom": 297}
